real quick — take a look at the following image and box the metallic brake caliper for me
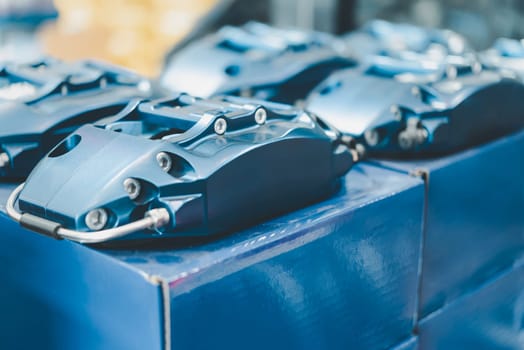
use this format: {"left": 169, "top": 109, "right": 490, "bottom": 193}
{"left": 161, "top": 21, "right": 356, "bottom": 104}
{"left": 0, "top": 58, "right": 152, "bottom": 178}
{"left": 8, "top": 94, "right": 355, "bottom": 243}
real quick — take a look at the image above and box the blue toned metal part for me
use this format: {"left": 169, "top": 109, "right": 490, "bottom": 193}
{"left": 345, "top": 19, "right": 472, "bottom": 60}
{"left": 482, "top": 38, "right": 524, "bottom": 82}
{"left": 10, "top": 94, "right": 355, "bottom": 243}
{"left": 345, "top": 20, "right": 479, "bottom": 86}
{"left": 0, "top": 58, "right": 152, "bottom": 178}
{"left": 161, "top": 22, "right": 356, "bottom": 104}
{"left": 305, "top": 62, "right": 524, "bottom": 157}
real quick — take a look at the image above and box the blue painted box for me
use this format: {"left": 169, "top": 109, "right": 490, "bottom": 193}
{"left": 418, "top": 259, "right": 524, "bottom": 350}
{"left": 389, "top": 337, "right": 418, "bottom": 350}
{"left": 0, "top": 163, "right": 424, "bottom": 350}
{"left": 374, "top": 130, "right": 524, "bottom": 318}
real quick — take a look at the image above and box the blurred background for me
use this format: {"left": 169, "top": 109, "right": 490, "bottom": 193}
{"left": 1, "top": 0, "right": 523, "bottom": 76}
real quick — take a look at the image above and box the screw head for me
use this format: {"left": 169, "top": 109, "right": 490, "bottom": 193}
{"left": 364, "top": 129, "right": 380, "bottom": 147}
{"left": 254, "top": 108, "right": 267, "bottom": 125}
{"left": 156, "top": 152, "right": 172, "bottom": 172}
{"left": 85, "top": 208, "right": 108, "bottom": 231}
{"left": 446, "top": 66, "right": 458, "bottom": 79}
{"left": 398, "top": 131, "right": 413, "bottom": 150}
{"left": 214, "top": 118, "right": 227, "bottom": 135}
{"left": 123, "top": 178, "right": 141, "bottom": 200}
{"left": 0, "top": 153, "right": 10, "bottom": 168}
{"left": 138, "top": 80, "right": 151, "bottom": 92}
{"left": 99, "top": 77, "right": 107, "bottom": 88}
{"left": 472, "top": 62, "right": 482, "bottom": 74}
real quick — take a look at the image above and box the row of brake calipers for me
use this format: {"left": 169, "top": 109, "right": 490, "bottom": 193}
{"left": 3, "top": 21, "right": 524, "bottom": 243}
{"left": 162, "top": 20, "right": 524, "bottom": 157}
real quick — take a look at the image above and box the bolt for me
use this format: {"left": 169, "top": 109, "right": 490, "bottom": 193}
{"left": 398, "top": 131, "right": 413, "bottom": 150}
{"left": 214, "top": 118, "right": 227, "bottom": 135}
{"left": 138, "top": 80, "right": 151, "bottom": 92}
{"left": 364, "top": 129, "right": 380, "bottom": 147}
{"left": 156, "top": 152, "right": 172, "bottom": 172}
{"left": 254, "top": 108, "right": 267, "bottom": 125}
{"left": 355, "top": 143, "right": 366, "bottom": 159}
{"left": 472, "top": 62, "right": 482, "bottom": 74}
{"left": 123, "top": 178, "right": 141, "bottom": 200}
{"left": 340, "top": 134, "right": 356, "bottom": 147}
{"left": 0, "top": 153, "right": 9, "bottom": 168}
{"left": 85, "top": 208, "right": 108, "bottom": 231}
{"left": 446, "top": 66, "right": 458, "bottom": 79}
{"left": 145, "top": 208, "right": 171, "bottom": 230}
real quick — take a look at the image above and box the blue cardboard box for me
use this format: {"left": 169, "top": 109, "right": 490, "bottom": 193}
{"left": 418, "top": 259, "right": 524, "bottom": 350}
{"left": 0, "top": 163, "right": 424, "bottom": 350}
{"left": 389, "top": 337, "right": 418, "bottom": 350}
{"left": 374, "top": 130, "right": 524, "bottom": 319}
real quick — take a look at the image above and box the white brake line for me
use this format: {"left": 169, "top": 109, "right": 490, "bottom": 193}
{"left": 6, "top": 183, "right": 171, "bottom": 244}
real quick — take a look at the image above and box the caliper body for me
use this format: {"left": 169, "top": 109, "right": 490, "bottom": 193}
{"left": 13, "top": 94, "right": 354, "bottom": 243}
{"left": 306, "top": 61, "right": 524, "bottom": 157}
{"left": 0, "top": 58, "right": 152, "bottom": 178}
{"left": 346, "top": 20, "right": 480, "bottom": 82}
{"left": 482, "top": 38, "right": 524, "bottom": 82}
{"left": 345, "top": 19, "right": 473, "bottom": 60}
{"left": 161, "top": 22, "right": 355, "bottom": 104}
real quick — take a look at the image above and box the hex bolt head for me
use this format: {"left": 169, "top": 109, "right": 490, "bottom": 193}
{"left": 0, "top": 153, "right": 10, "bottom": 168}
{"left": 123, "top": 178, "right": 141, "bottom": 200}
{"left": 398, "top": 131, "right": 413, "bottom": 150}
{"left": 85, "top": 208, "right": 108, "bottom": 231}
{"left": 446, "top": 66, "right": 458, "bottom": 79}
{"left": 254, "top": 108, "right": 267, "bottom": 125}
{"left": 214, "top": 118, "right": 227, "bottom": 135}
{"left": 355, "top": 143, "right": 366, "bottom": 158}
{"left": 156, "top": 152, "right": 172, "bottom": 172}
{"left": 99, "top": 77, "right": 107, "bottom": 89}
{"left": 472, "top": 62, "right": 482, "bottom": 74}
{"left": 364, "top": 129, "right": 380, "bottom": 147}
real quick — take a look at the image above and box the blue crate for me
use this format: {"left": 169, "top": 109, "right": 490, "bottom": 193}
{"left": 373, "top": 130, "right": 524, "bottom": 318}
{"left": 418, "top": 259, "right": 524, "bottom": 349}
{"left": 0, "top": 163, "right": 424, "bottom": 350}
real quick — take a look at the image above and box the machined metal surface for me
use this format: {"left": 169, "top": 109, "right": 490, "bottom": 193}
{"left": 306, "top": 54, "right": 524, "bottom": 157}
{"left": 0, "top": 58, "right": 152, "bottom": 178}
{"left": 161, "top": 21, "right": 355, "bottom": 103}
{"left": 9, "top": 94, "right": 355, "bottom": 242}
{"left": 482, "top": 38, "right": 524, "bottom": 82}
{"left": 345, "top": 20, "right": 473, "bottom": 58}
